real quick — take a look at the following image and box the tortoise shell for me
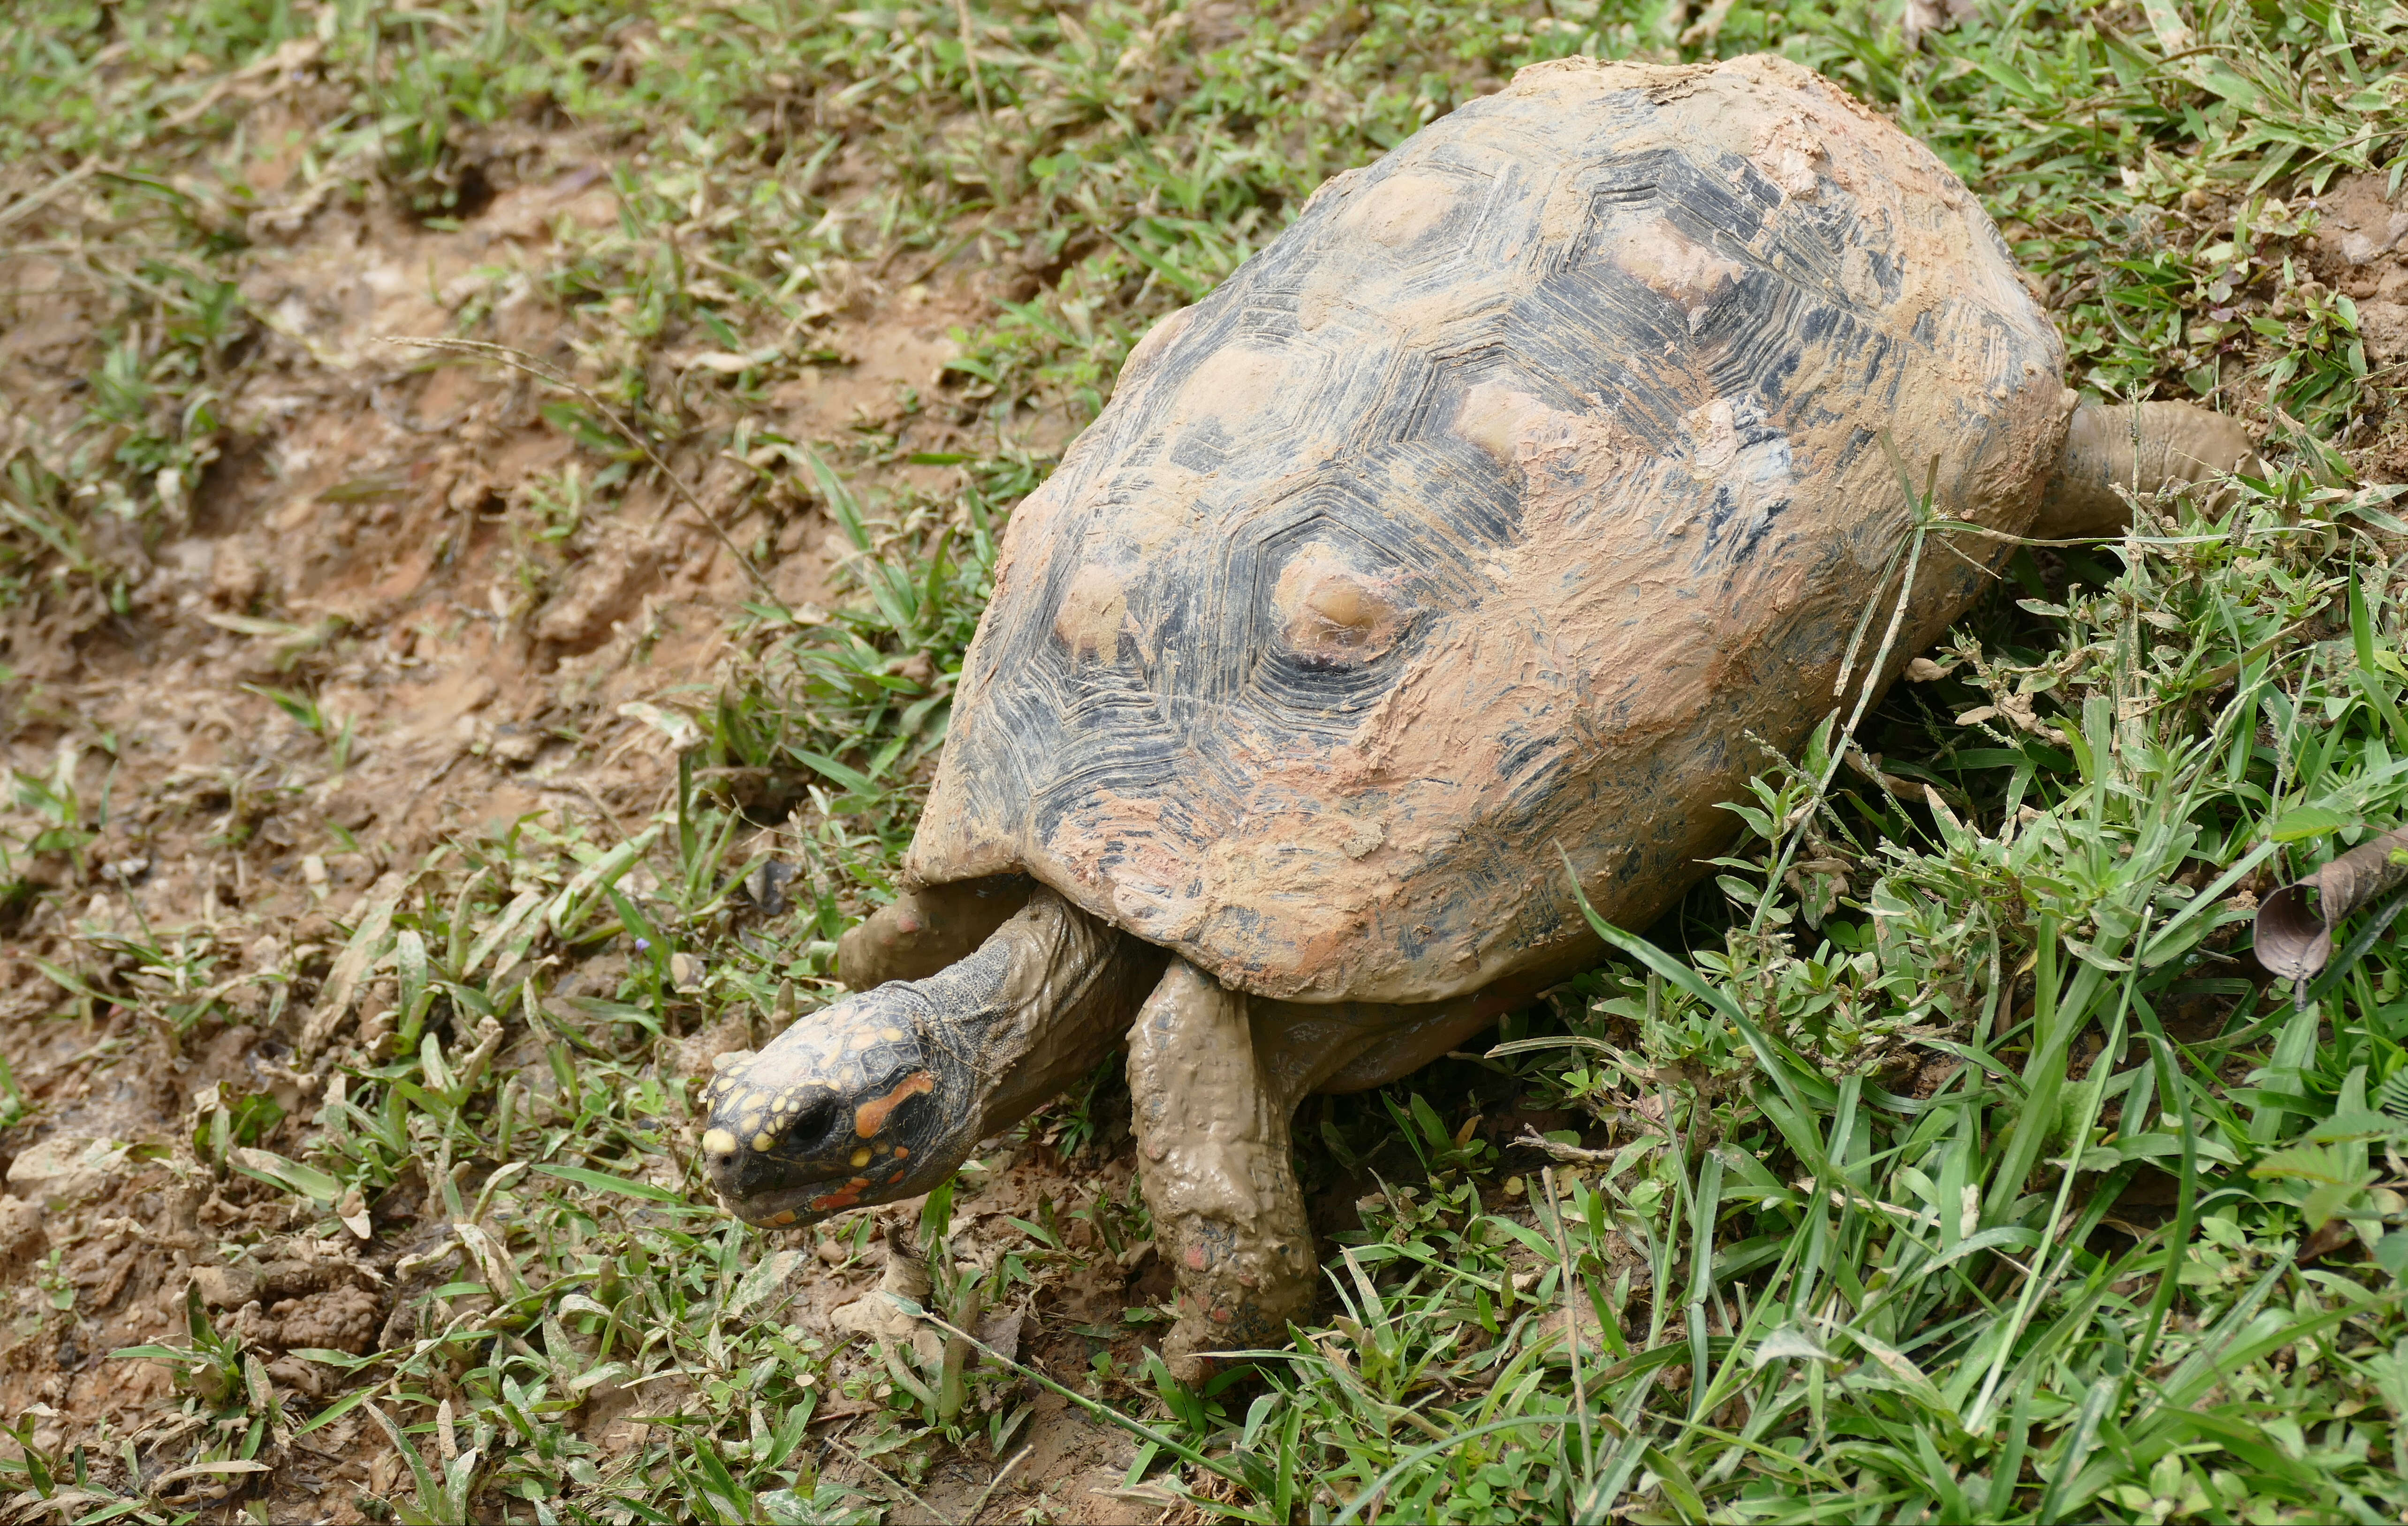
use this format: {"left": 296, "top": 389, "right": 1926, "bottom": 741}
{"left": 906, "top": 53, "right": 2069, "bottom": 1005}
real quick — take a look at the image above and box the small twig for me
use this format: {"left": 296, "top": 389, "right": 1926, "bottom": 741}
{"left": 1514, "top": 1126, "right": 1616, "bottom": 1164}
{"left": 92, "top": 1216, "right": 203, "bottom": 1252}
{"left": 403, "top": 743, "right": 468, "bottom": 815}
{"left": 830, "top": 1435, "right": 946, "bottom": 1519}
{"left": 954, "top": 0, "right": 993, "bottom": 121}
{"left": 966, "top": 1444, "right": 1033, "bottom": 1518}
{"left": 381, "top": 336, "right": 788, "bottom": 614}
{"left": 571, "top": 778, "right": 638, "bottom": 843}
{"left": 2135, "top": 612, "right": 2319, "bottom": 714}
{"left": 898, "top": 222, "right": 988, "bottom": 290}
{"left": 0, "top": 159, "right": 106, "bottom": 234}
{"left": 895, "top": 1300, "right": 1252, "bottom": 1488}
{"left": 1540, "top": 1169, "right": 1600, "bottom": 1492}
{"left": 369, "top": 379, "right": 471, "bottom": 436}
{"left": 1748, "top": 440, "right": 1934, "bottom": 938}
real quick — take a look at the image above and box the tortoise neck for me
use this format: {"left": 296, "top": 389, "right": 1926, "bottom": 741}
{"left": 911, "top": 890, "right": 1164, "bottom": 1149}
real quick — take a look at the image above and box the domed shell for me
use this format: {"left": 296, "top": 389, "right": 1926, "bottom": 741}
{"left": 908, "top": 53, "right": 2069, "bottom": 1004}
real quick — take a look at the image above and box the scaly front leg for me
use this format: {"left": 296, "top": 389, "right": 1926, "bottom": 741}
{"left": 1126, "top": 960, "right": 1317, "bottom": 1384}
{"left": 835, "top": 877, "right": 1034, "bottom": 990}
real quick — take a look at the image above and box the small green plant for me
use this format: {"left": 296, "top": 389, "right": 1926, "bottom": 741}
{"left": 115, "top": 1283, "right": 255, "bottom": 1410}
{"left": 244, "top": 683, "right": 357, "bottom": 777}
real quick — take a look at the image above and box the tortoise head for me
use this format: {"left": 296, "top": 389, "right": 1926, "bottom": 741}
{"left": 696, "top": 985, "right": 972, "bottom": 1227}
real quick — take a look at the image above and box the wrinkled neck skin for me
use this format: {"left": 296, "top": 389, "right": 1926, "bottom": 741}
{"left": 699, "top": 890, "right": 1158, "bottom": 1227}
{"left": 913, "top": 891, "right": 1163, "bottom": 1148}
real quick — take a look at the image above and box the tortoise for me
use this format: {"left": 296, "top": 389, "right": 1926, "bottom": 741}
{"left": 698, "top": 52, "right": 2253, "bottom": 1378}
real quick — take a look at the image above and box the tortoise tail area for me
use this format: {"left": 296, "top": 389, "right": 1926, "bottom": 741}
{"left": 2035, "top": 399, "right": 2260, "bottom": 540}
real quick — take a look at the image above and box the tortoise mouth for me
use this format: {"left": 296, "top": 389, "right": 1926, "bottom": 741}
{"left": 700, "top": 1117, "right": 912, "bottom": 1226}
{"left": 711, "top": 1177, "right": 855, "bottom": 1229}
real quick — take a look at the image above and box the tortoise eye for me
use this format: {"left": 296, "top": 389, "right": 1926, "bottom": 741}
{"left": 788, "top": 1095, "right": 843, "bottom": 1147}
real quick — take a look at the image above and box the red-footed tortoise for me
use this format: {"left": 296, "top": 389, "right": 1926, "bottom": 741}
{"left": 698, "top": 53, "right": 2253, "bottom": 1379}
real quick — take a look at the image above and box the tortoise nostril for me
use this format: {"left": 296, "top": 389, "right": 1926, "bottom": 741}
{"left": 700, "top": 1127, "right": 741, "bottom": 1169}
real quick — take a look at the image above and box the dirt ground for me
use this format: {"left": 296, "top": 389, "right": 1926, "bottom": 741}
{"left": 0, "top": 125, "right": 1182, "bottom": 1524}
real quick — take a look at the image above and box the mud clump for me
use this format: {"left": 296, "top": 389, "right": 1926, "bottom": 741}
{"left": 2309, "top": 173, "right": 2408, "bottom": 477}
{"left": 238, "top": 1284, "right": 386, "bottom": 1356}
{"left": 190, "top": 1258, "right": 386, "bottom": 1357}
{"left": 2318, "top": 175, "right": 2408, "bottom": 362}
{"left": 0, "top": 1196, "right": 47, "bottom": 1282}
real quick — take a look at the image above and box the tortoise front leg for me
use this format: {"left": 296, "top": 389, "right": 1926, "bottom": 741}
{"left": 836, "top": 877, "right": 1034, "bottom": 990}
{"left": 1126, "top": 960, "right": 1316, "bottom": 1384}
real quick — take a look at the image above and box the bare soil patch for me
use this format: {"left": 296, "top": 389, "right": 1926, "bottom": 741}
{"left": 0, "top": 122, "right": 1153, "bottom": 1523}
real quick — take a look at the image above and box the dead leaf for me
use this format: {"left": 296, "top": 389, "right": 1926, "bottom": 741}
{"left": 976, "top": 1307, "right": 1025, "bottom": 1367}
{"left": 1903, "top": 0, "right": 1978, "bottom": 49}
{"left": 676, "top": 348, "right": 782, "bottom": 373}
{"left": 1998, "top": 692, "right": 2068, "bottom": 744}
{"left": 2254, "top": 826, "right": 2408, "bottom": 981}
{"left": 616, "top": 700, "right": 700, "bottom": 752}
{"left": 297, "top": 872, "right": 405, "bottom": 1059}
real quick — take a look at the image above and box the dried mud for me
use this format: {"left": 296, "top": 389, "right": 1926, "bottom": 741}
{"left": 0, "top": 134, "right": 1163, "bottom": 1525}
{"left": 2309, "top": 172, "right": 2408, "bottom": 479}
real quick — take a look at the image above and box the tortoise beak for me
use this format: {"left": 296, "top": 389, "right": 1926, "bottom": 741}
{"left": 698, "top": 1133, "right": 845, "bottom": 1227}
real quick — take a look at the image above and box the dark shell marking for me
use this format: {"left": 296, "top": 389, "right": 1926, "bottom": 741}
{"left": 907, "top": 54, "right": 2068, "bottom": 1005}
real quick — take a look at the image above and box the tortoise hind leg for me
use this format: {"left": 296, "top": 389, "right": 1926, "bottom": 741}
{"left": 1126, "top": 960, "right": 1316, "bottom": 1384}
{"left": 2036, "top": 399, "right": 2258, "bottom": 540}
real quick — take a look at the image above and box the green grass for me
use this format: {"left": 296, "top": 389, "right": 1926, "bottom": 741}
{"left": 5, "top": 0, "right": 2408, "bottom": 1521}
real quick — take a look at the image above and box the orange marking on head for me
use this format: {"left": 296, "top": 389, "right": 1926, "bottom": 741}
{"left": 809, "top": 1185, "right": 864, "bottom": 1212}
{"left": 853, "top": 1071, "right": 935, "bottom": 1137}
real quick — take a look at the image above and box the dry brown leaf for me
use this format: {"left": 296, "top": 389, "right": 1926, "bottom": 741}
{"left": 2254, "top": 826, "right": 2408, "bottom": 981}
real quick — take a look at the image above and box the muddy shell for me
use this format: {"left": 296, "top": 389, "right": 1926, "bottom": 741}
{"left": 907, "top": 53, "right": 2070, "bottom": 1005}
